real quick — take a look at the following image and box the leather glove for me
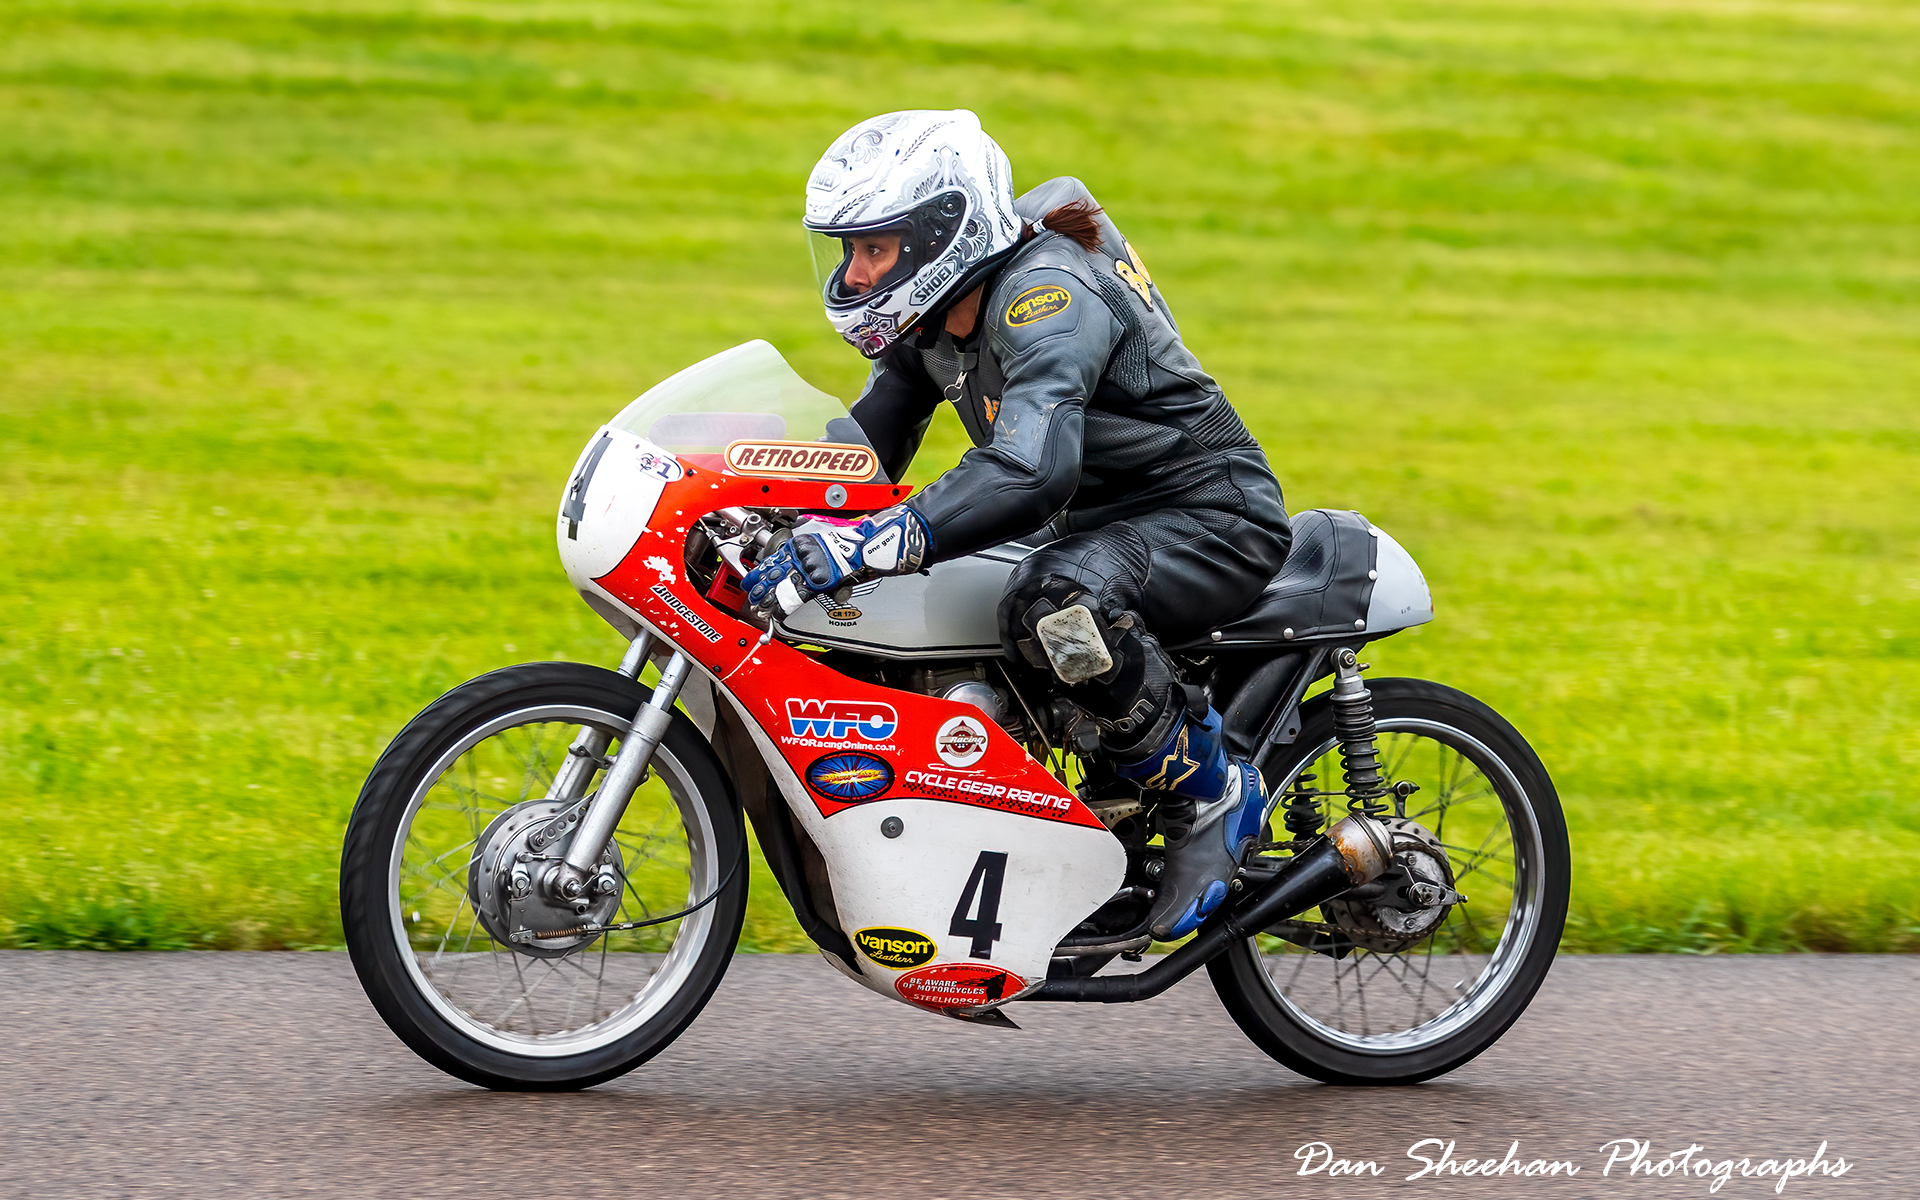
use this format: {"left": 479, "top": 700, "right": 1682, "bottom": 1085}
{"left": 743, "top": 506, "right": 930, "bottom": 615}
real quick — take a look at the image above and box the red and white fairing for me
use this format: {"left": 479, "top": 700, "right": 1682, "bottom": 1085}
{"left": 555, "top": 344, "right": 1125, "bottom": 1011}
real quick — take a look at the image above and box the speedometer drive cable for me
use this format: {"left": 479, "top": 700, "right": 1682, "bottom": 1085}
{"left": 526, "top": 833, "right": 748, "bottom": 941}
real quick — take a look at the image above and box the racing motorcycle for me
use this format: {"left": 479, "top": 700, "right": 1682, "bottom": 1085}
{"left": 340, "top": 339, "right": 1569, "bottom": 1091}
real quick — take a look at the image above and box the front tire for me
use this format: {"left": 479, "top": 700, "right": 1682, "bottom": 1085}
{"left": 340, "top": 662, "right": 747, "bottom": 1090}
{"left": 1209, "top": 677, "right": 1569, "bottom": 1085}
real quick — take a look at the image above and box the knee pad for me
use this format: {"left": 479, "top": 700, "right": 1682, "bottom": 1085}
{"left": 1005, "top": 574, "right": 1196, "bottom": 760}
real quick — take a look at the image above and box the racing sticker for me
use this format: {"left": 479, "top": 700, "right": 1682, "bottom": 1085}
{"left": 934, "top": 714, "right": 989, "bottom": 768}
{"left": 723, "top": 441, "right": 878, "bottom": 482}
{"left": 1005, "top": 283, "right": 1071, "bottom": 327}
{"left": 805, "top": 752, "right": 894, "bottom": 802}
{"left": 854, "top": 926, "right": 937, "bottom": 970}
{"left": 895, "top": 962, "right": 1026, "bottom": 1011}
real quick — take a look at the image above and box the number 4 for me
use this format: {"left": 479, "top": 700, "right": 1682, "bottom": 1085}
{"left": 949, "top": 851, "right": 1007, "bottom": 960}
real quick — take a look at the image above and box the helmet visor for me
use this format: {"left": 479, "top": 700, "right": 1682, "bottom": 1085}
{"left": 807, "top": 225, "right": 917, "bottom": 309}
{"left": 806, "top": 189, "right": 969, "bottom": 312}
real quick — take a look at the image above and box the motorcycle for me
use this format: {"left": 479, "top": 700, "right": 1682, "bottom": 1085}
{"left": 340, "top": 339, "right": 1569, "bottom": 1091}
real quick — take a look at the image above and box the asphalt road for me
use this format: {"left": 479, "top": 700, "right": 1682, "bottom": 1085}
{"left": 2, "top": 952, "right": 1914, "bottom": 1200}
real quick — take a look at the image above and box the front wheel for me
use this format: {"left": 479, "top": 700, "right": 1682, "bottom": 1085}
{"left": 340, "top": 662, "right": 747, "bottom": 1090}
{"left": 1209, "top": 677, "right": 1569, "bottom": 1084}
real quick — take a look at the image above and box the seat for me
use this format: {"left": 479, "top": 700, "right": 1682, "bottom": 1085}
{"left": 1173, "top": 509, "right": 1379, "bottom": 649}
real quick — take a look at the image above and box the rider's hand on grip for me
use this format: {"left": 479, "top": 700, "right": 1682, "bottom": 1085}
{"left": 742, "top": 505, "right": 929, "bottom": 615}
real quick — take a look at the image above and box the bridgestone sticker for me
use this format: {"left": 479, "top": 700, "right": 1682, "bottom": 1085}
{"left": 650, "top": 584, "right": 719, "bottom": 642}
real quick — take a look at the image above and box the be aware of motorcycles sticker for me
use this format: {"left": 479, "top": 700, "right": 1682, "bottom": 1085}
{"left": 723, "top": 441, "right": 878, "bottom": 482}
{"left": 895, "top": 963, "right": 1026, "bottom": 1011}
{"left": 854, "top": 926, "right": 937, "bottom": 970}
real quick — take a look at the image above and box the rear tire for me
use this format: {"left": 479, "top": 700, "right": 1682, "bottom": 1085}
{"left": 340, "top": 662, "right": 747, "bottom": 1090}
{"left": 1209, "top": 677, "right": 1568, "bottom": 1085}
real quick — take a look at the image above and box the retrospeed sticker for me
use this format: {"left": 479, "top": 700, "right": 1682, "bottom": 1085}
{"left": 894, "top": 963, "right": 1027, "bottom": 1011}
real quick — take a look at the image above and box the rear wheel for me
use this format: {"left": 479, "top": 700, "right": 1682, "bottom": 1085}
{"left": 340, "top": 662, "right": 747, "bottom": 1090}
{"left": 1209, "top": 677, "right": 1568, "bottom": 1084}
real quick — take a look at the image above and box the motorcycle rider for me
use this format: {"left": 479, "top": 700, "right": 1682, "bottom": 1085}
{"left": 744, "top": 110, "right": 1292, "bottom": 940}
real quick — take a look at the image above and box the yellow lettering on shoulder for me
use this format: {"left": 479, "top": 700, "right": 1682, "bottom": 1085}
{"left": 1114, "top": 241, "right": 1153, "bottom": 309}
{"left": 1005, "top": 284, "right": 1072, "bottom": 327}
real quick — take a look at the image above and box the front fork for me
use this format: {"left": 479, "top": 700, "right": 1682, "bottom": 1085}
{"left": 539, "top": 631, "right": 696, "bottom": 911}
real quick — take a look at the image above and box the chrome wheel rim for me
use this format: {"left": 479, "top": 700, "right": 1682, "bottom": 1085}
{"left": 386, "top": 703, "right": 718, "bottom": 1057}
{"left": 1248, "top": 717, "right": 1545, "bottom": 1054}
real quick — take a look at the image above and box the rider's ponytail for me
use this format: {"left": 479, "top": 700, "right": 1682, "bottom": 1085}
{"left": 1031, "top": 199, "right": 1105, "bottom": 252}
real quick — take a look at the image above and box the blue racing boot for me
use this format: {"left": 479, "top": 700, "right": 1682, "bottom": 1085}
{"left": 1115, "top": 707, "right": 1269, "bottom": 940}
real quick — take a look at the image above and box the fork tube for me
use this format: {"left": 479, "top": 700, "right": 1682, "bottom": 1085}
{"left": 560, "top": 649, "right": 693, "bottom": 878}
{"left": 545, "top": 631, "right": 655, "bottom": 804}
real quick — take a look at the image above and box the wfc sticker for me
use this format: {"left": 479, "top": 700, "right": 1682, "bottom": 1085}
{"left": 895, "top": 963, "right": 1026, "bottom": 1011}
{"left": 724, "top": 441, "right": 878, "bottom": 482}
{"left": 785, "top": 699, "right": 898, "bottom": 743}
{"left": 854, "top": 926, "right": 937, "bottom": 970}
{"left": 1005, "top": 284, "right": 1071, "bottom": 327}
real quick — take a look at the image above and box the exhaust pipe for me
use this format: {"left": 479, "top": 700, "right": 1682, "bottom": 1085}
{"left": 1022, "top": 814, "right": 1394, "bottom": 1004}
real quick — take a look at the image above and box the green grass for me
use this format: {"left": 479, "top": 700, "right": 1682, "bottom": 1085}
{"left": 2, "top": 0, "right": 1916, "bottom": 952}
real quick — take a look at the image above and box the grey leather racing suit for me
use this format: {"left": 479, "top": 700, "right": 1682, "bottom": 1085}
{"left": 849, "top": 177, "right": 1292, "bottom": 756}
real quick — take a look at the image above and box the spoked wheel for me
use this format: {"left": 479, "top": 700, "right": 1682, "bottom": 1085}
{"left": 1209, "top": 677, "right": 1568, "bottom": 1084}
{"left": 340, "top": 662, "right": 747, "bottom": 1090}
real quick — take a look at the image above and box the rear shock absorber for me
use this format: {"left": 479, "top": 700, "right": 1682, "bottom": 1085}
{"left": 1329, "top": 647, "right": 1389, "bottom": 820}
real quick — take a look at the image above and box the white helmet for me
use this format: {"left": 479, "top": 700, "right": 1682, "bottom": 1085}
{"left": 804, "top": 109, "right": 1020, "bottom": 357}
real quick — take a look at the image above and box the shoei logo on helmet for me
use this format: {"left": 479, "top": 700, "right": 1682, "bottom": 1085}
{"left": 935, "top": 714, "right": 990, "bottom": 768}
{"left": 854, "top": 926, "right": 937, "bottom": 969}
{"left": 1005, "top": 284, "right": 1071, "bottom": 326}
{"left": 724, "top": 441, "right": 878, "bottom": 482}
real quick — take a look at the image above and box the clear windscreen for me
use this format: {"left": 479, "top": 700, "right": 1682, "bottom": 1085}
{"left": 608, "top": 340, "right": 850, "bottom": 455}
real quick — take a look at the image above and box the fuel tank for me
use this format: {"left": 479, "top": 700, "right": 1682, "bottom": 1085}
{"left": 773, "top": 545, "right": 1025, "bottom": 658}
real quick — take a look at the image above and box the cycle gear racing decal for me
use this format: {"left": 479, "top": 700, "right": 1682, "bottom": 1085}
{"left": 1004, "top": 284, "right": 1071, "bottom": 327}
{"left": 650, "top": 584, "right": 719, "bottom": 642}
{"left": 723, "top": 441, "right": 878, "bottom": 482}
{"left": 805, "top": 752, "right": 894, "bottom": 802}
{"left": 904, "top": 769, "right": 1079, "bottom": 820}
{"left": 935, "top": 714, "right": 989, "bottom": 768}
{"left": 854, "top": 926, "right": 937, "bottom": 970}
{"left": 895, "top": 963, "right": 1025, "bottom": 1011}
